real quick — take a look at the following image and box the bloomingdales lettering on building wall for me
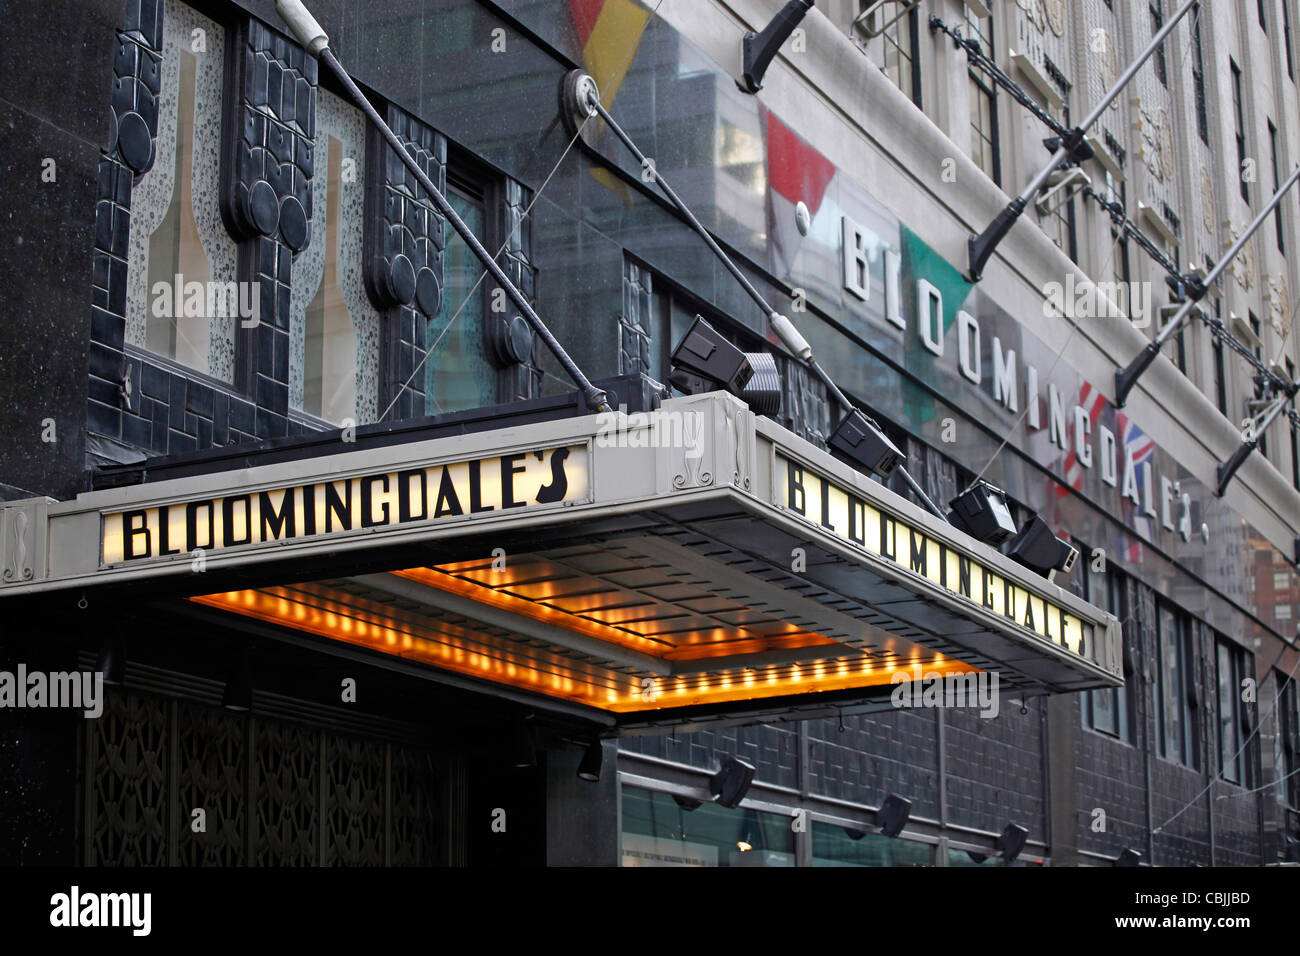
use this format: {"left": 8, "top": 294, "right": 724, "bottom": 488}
{"left": 841, "top": 214, "right": 1196, "bottom": 542}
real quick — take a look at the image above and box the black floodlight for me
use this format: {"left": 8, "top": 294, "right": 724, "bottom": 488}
{"left": 673, "top": 795, "right": 703, "bottom": 812}
{"left": 671, "top": 315, "right": 754, "bottom": 394}
{"left": 1008, "top": 515, "right": 1078, "bottom": 578}
{"left": 1114, "top": 847, "right": 1142, "bottom": 867}
{"left": 966, "top": 850, "right": 989, "bottom": 864}
{"left": 221, "top": 650, "right": 252, "bottom": 712}
{"left": 511, "top": 719, "right": 538, "bottom": 768}
{"left": 738, "top": 0, "right": 815, "bottom": 94}
{"left": 97, "top": 635, "right": 125, "bottom": 687}
{"left": 709, "top": 756, "right": 756, "bottom": 809}
{"left": 995, "top": 823, "right": 1029, "bottom": 863}
{"left": 828, "top": 408, "right": 905, "bottom": 479}
{"left": 843, "top": 827, "right": 867, "bottom": 841}
{"left": 948, "top": 481, "right": 1018, "bottom": 544}
{"left": 577, "top": 739, "right": 603, "bottom": 782}
{"left": 739, "top": 351, "right": 782, "bottom": 416}
{"left": 875, "top": 794, "right": 912, "bottom": 838}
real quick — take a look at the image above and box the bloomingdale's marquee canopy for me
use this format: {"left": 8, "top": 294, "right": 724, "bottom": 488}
{"left": 0, "top": 392, "right": 1121, "bottom": 728}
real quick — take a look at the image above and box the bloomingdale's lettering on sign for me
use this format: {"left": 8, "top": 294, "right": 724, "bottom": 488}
{"left": 779, "top": 454, "right": 1092, "bottom": 661}
{"left": 841, "top": 215, "right": 1196, "bottom": 542}
{"left": 100, "top": 446, "right": 587, "bottom": 565}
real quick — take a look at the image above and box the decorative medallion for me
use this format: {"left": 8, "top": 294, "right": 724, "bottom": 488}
{"left": 1045, "top": 0, "right": 1066, "bottom": 37}
{"left": 1200, "top": 166, "right": 1215, "bottom": 233}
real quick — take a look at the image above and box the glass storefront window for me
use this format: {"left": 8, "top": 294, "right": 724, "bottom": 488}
{"left": 424, "top": 185, "right": 497, "bottom": 415}
{"left": 620, "top": 786, "right": 794, "bottom": 867}
{"left": 811, "top": 822, "right": 932, "bottom": 867}
{"left": 291, "top": 89, "right": 379, "bottom": 426}
{"left": 127, "top": 0, "right": 237, "bottom": 382}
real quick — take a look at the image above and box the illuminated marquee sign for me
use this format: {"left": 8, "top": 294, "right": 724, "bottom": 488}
{"left": 778, "top": 453, "right": 1090, "bottom": 659}
{"left": 100, "top": 446, "right": 587, "bottom": 565}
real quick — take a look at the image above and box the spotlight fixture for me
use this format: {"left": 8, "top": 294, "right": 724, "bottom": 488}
{"left": 577, "top": 739, "right": 603, "bottom": 782}
{"left": 737, "top": 0, "right": 815, "bottom": 94}
{"left": 1114, "top": 847, "right": 1142, "bottom": 867}
{"left": 96, "top": 635, "right": 125, "bottom": 687}
{"left": 221, "top": 649, "right": 252, "bottom": 712}
{"left": 828, "top": 408, "right": 905, "bottom": 479}
{"left": 739, "top": 350, "right": 783, "bottom": 416}
{"left": 709, "top": 756, "right": 756, "bottom": 809}
{"left": 1007, "top": 515, "right": 1078, "bottom": 579}
{"left": 736, "top": 833, "right": 754, "bottom": 852}
{"left": 947, "top": 481, "right": 1018, "bottom": 544}
{"left": 995, "top": 823, "right": 1028, "bottom": 863}
{"left": 670, "top": 315, "right": 754, "bottom": 394}
{"left": 874, "top": 794, "right": 912, "bottom": 838}
{"left": 673, "top": 795, "right": 703, "bottom": 812}
{"left": 965, "top": 850, "right": 989, "bottom": 864}
{"left": 843, "top": 827, "right": 867, "bottom": 841}
{"left": 511, "top": 718, "right": 538, "bottom": 768}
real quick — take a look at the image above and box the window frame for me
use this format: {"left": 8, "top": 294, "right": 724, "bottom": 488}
{"left": 1150, "top": 1, "right": 1168, "bottom": 88}
{"left": 1231, "top": 59, "right": 1249, "bottom": 204}
{"left": 966, "top": 9, "right": 1000, "bottom": 186}
{"left": 1215, "top": 637, "right": 1251, "bottom": 785}
{"left": 1156, "top": 603, "right": 1199, "bottom": 769}
{"left": 1081, "top": 559, "right": 1135, "bottom": 745}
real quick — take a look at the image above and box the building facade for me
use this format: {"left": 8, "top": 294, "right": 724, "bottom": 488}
{"left": 1, "top": 0, "right": 1298, "bottom": 866}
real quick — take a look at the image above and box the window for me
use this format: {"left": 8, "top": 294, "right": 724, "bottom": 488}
{"left": 1289, "top": 359, "right": 1299, "bottom": 490}
{"left": 290, "top": 89, "right": 379, "bottom": 426}
{"left": 1232, "top": 60, "right": 1249, "bottom": 204}
{"left": 1150, "top": 1, "right": 1168, "bottom": 87}
{"left": 425, "top": 179, "right": 497, "bottom": 415}
{"left": 1216, "top": 638, "right": 1250, "bottom": 784}
{"left": 1269, "top": 121, "right": 1285, "bottom": 254}
{"left": 127, "top": 1, "right": 237, "bottom": 382}
{"left": 880, "top": 4, "right": 922, "bottom": 108}
{"left": 621, "top": 786, "right": 795, "bottom": 866}
{"left": 1082, "top": 561, "right": 1134, "bottom": 743}
{"left": 1107, "top": 175, "right": 1131, "bottom": 315}
{"left": 1277, "top": 604, "right": 1293, "bottom": 620}
{"left": 1157, "top": 604, "right": 1198, "bottom": 768}
{"left": 811, "top": 823, "right": 932, "bottom": 866}
{"left": 967, "top": 9, "right": 1000, "bottom": 185}
{"left": 1277, "top": 571, "right": 1295, "bottom": 590}
{"left": 1041, "top": 103, "right": 1078, "bottom": 262}
{"left": 1283, "top": 0, "right": 1296, "bottom": 79}
{"left": 1191, "top": 5, "right": 1209, "bottom": 143}
{"left": 1250, "top": 312, "right": 1267, "bottom": 456}
{"left": 1276, "top": 674, "right": 1299, "bottom": 807}
{"left": 1211, "top": 291, "right": 1228, "bottom": 415}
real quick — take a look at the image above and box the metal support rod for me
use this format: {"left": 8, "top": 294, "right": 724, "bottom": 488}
{"left": 1115, "top": 163, "right": 1300, "bottom": 407}
{"left": 587, "top": 95, "right": 945, "bottom": 519}
{"left": 275, "top": 1, "right": 609, "bottom": 413}
{"left": 967, "top": 0, "right": 1198, "bottom": 281}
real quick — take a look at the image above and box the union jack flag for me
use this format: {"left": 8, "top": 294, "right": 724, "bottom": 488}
{"left": 1117, "top": 409, "right": 1156, "bottom": 561}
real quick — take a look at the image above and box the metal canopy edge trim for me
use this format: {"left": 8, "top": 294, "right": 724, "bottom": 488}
{"left": 0, "top": 392, "right": 1120, "bottom": 696}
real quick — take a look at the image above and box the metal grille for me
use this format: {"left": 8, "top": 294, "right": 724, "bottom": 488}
{"left": 80, "top": 686, "right": 448, "bottom": 866}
